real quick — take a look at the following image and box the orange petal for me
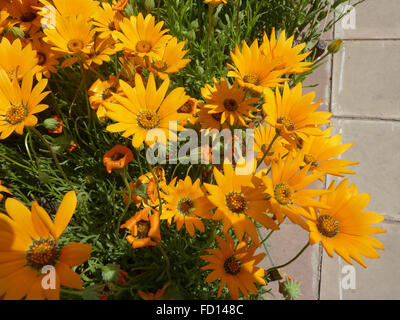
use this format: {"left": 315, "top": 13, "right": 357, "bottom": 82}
{"left": 53, "top": 191, "right": 77, "bottom": 238}
{"left": 59, "top": 243, "right": 92, "bottom": 267}
{"left": 56, "top": 262, "right": 83, "bottom": 290}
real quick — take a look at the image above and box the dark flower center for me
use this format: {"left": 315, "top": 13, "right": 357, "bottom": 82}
{"left": 26, "top": 238, "right": 59, "bottom": 271}
{"left": 317, "top": 215, "right": 339, "bottom": 238}
{"left": 224, "top": 256, "right": 241, "bottom": 275}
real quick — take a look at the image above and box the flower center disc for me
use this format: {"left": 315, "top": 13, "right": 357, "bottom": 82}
{"left": 26, "top": 238, "right": 59, "bottom": 270}
{"left": 304, "top": 154, "right": 318, "bottom": 167}
{"left": 243, "top": 73, "right": 260, "bottom": 85}
{"left": 5, "top": 105, "right": 26, "bottom": 125}
{"left": 223, "top": 98, "right": 239, "bottom": 112}
{"left": 211, "top": 112, "right": 222, "bottom": 122}
{"left": 136, "top": 40, "right": 152, "bottom": 53}
{"left": 274, "top": 182, "right": 294, "bottom": 205}
{"left": 317, "top": 215, "right": 339, "bottom": 238}
{"left": 277, "top": 116, "right": 295, "bottom": 131}
{"left": 178, "top": 100, "right": 194, "bottom": 114}
{"left": 136, "top": 221, "right": 150, "bottom": 238}
{"left": 21, "top": 11, "right": 37, "bottom": 22}
{"left": 137, "top": 109, "right": 160, "bottom": 130}
{"left": 226, "top": 192, "right": 247, "bottom": 213}
{"left": 67, "top": 39, "right": 84, "bottom": 53}
{"left": 224, "top": 256, "right": 241, "bottom": 275}
{"left": 151, "top": 59, "right": 168, "bottom": 72}
{"left": 108, "top": 21, "right": 116, "bottom": 31}
{"left": 177, "top": 197, "right": 195, "bottom": 215}
{"left": 37, "top": 52, "right": 47, "bottom": 66}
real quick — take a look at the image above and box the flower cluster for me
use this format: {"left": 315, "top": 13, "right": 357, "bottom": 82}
{"left": 0, "top": 0, "right": 385, "bottom": 300}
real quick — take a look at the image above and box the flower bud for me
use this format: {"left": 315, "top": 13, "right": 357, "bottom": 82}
{"left": 102, "top": 264, "right": 121, "bottom": 283}
{"left": 144, "top": 0, "right": 155, "bottom": 12}
{"left": 280, "top": 277, "right": 301, "bottom": 300}
{"left": 328, "top": 39, "right": 343, "bottom": 54}
{"left": 43, "top": 117, "right": 60, "bottom": 130}
{"left": 9, "top": 26, "right": 25, "bottom": 38}
{"left": 186, "top": 30, "right": 196, "bottom": 41}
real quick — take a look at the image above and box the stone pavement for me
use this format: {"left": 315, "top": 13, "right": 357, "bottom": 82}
{"left": 258, "top": 0, "right": 400, "bottom": 300}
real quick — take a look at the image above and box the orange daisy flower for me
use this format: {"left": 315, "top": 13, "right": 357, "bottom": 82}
{"left": 103, "top": 145, "right": 134, "bottom": 174}
{"left": 0, "top": 191, "right": 92, "bottom": 300}
{"left": 200, "top": 234, "right": 266, "bottom": 300}
{"left": 306, "top": 179, "right": 385, "bottom": 268}
{"left": 121, "top": 207, "right": 161, "bottom": 249}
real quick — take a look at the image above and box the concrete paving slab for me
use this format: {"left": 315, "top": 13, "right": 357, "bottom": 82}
{"left": 328, "top": 118, "right": 400, "bottom": 219}
{"left": 320, "top": 221, "right": 400, "bottom": 299}
{"left": 335, "top": 0, "right": 400, "bottom": 40}
{"left": 331, "top": 40, "right": 400, "bottom": 119}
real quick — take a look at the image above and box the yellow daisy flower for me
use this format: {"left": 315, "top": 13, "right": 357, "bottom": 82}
{"left": 200, "top": 234, "right": 266, "bottom": 300}
{"left": 306, "top": 179, "right": 385, "bottom": 268}
{"left": 196, "top": 102, "right": 229, "bottom": 135}
{"left": 43, "top": 14, "right": 95, "bottom": 56}
{"left": 105, "top": 73, "right": 189, "bottom": 148}
{"left": 161, "top": 176, "right": 213, "bottom": 237}
{"left": 0, "top": 191, "right": 92, "bottom": 300}
{"left": 39, "top": 0, "right": 100, "bottom": 22}
{"left": 147, "top": 37, "right": 191, "bottom": 80}
{"left": 0, "top": 38, "right": 39, "bottom": 81}
{"left": 0, "top": 69, "right": 49, "bottom": 139}
{"left": 204, "top": 162, "right": 279, "bottom": 246}
{"left": 116, "top": 13, "right": 171, "bottom": 59}
{"left": 30, "top": 34, "right": 62, "bottom": 78}
{"left": 263, "top": 82, "right": 332, "bottom": 147}
{"left": 88, "top": 75, "right": 122, "bottom": 120}
{"left": 177, "top": 97, "right": 199, "bottom": 126}
{"left": 201, "top": 78, "right": 259, "bottom": 127}
{"left": 92, "top": 2, "right": 124, "bottom": 40}
{"left": 261, "top": 28, "right": 313, "bottom": 74}
{"left": 83, "top": 37, "right": 119, "bottom": 69}
{"left": 260, "top": 151, "right": 330, "bottom": 230}
{"left": 227, "top": 39, "right": 288, "bottom": 93}
{"left": 5, "top": 0, "right": 43, "bottom": 33}
{"left": 295, "top": 127, "right": 359, "bottom": 179}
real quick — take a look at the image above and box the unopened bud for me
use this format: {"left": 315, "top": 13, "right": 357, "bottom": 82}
{"left": 144, "top": 0, "right": 155, "bottom": 12}
{"left": 43, "top": 118, "right": 60, "bottom": 130}
{"left": 186, "top": 30, "right": 196, "bottom": 41}
{"left": 9, "top": 26, "right": 25, "bottom": 38}
{"left": 328, "top": 39, "right": 343, "bottom": 54}
{"left": 280, "top": 278, "right": 301, "bottom": 300}
{"left": 102, "top": 264, "right": 121, "bottom": 283}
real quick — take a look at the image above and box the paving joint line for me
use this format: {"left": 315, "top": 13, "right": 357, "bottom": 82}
{"left": 340, "top": 38, "right": 400, "bottom": 41}
{"left": 331, "top": 115, "right": 400, "bottom": 122}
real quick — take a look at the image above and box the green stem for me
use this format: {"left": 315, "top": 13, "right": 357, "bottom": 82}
{"left": 171, "top": 162, "right": 181, "bottom": 179}
{"left": 116, "top": 171, "right": 132, "bottom": 235}
{"left": 267, "top": 242, "right": 310, "bottom": 272}
{"left": 260, "top": 229, "right": 275, "bottom": 246}
{"left": 157, "top": 244, "right": 172, "bottom": 281}
{"left": 134, "top": 148, "right": 144, "bottom": 175}
{"left": 29, "top": 127, "right": 69, "bottom": 182}
{"left": 79, "top": 62, "right": 94, "bottom": 131}
{"left": 235, "top": 0, "right": 240, "bottom": 36}
{"left": 256, "top": 132, "right": 279, "bottom": 168}
{"left": 0, "top": 153, "right": 32, "bottom": 171}
{"left": 204, "top": 221, "right": 217, "bottom": 249}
